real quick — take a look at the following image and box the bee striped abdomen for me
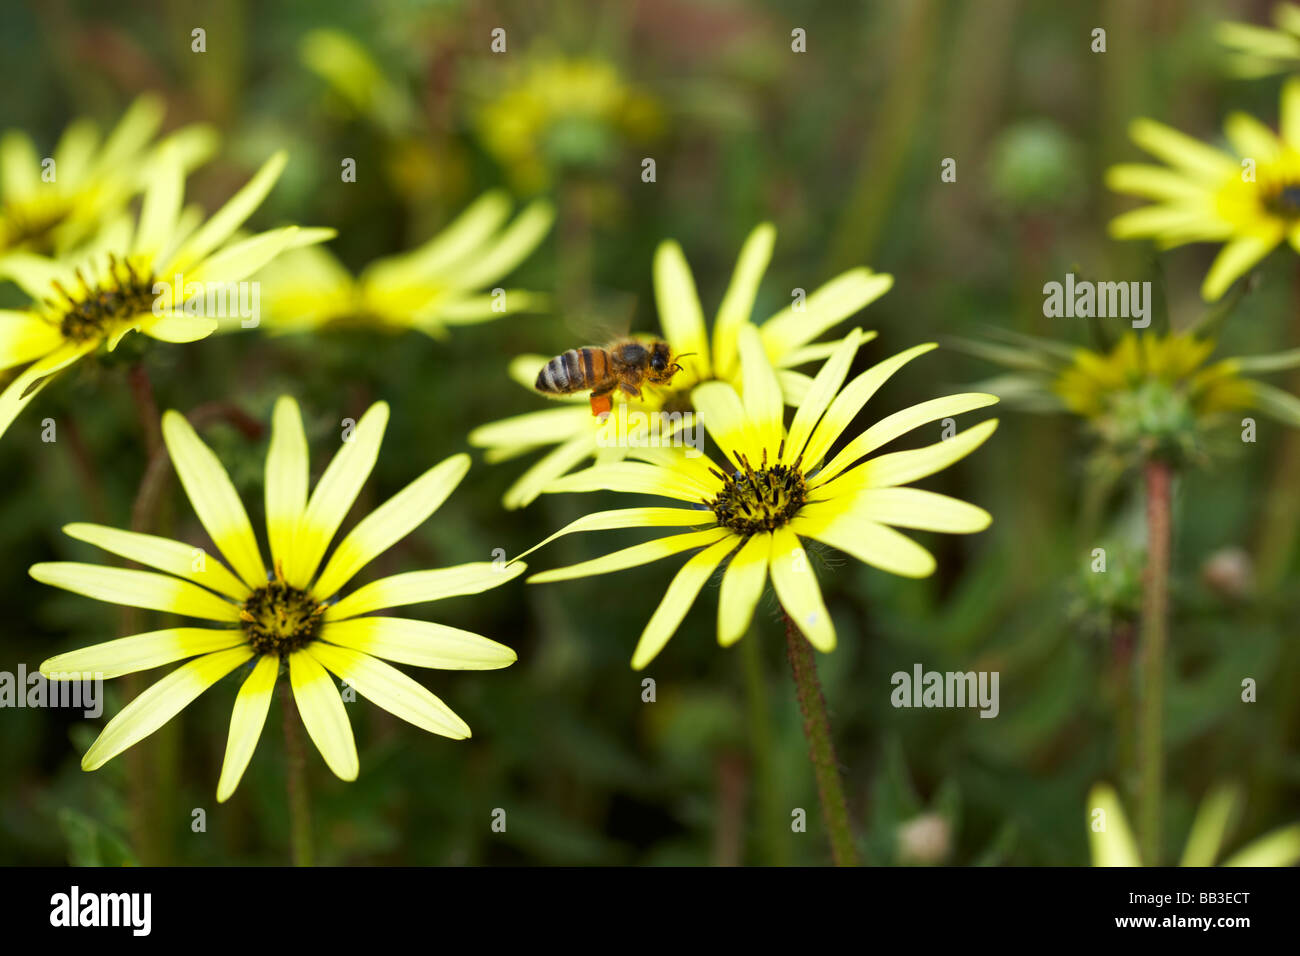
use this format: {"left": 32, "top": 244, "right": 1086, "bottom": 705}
{"left": 536, "top": 347, "right": 609, "bottom": 394}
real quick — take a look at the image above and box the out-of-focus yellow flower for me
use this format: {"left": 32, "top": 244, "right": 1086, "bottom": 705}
{"left": 0, "top": 149, "right": 330, "bottom": 442}
{"left": 1216, "top": 2, "right": 1300, "bottom": 77}
{"left": 475, "top": 54, "right": 664, "bottom": 192}
{"left": 1107, "top": 79, "right": 1300, "bottom": 301}
{"left": 0, "top": 95, "right": 216, "bottom": 259}
{"left": 469, "top": 223, "right": 892, "bottom": 509}
{"left": 256, "top": 190, "right": 553, "bottom": 336}
{"left": 961, "top": 328, "right": 1300, "bottom": 465}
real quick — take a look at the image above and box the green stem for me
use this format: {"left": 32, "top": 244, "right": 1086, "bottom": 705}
{"left": 281, "top": 682, "right": 314, "bottom": 867}
{"left": 783, "top": 613, "right": 859, "bottom": 866}
{"left": 1139, "top": 458, "right": 1172, "bottom": 864}
{"left": 741, "top": 628, "right": 787, "bottom": 865}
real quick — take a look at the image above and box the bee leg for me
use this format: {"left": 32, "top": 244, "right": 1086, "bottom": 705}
{"left": 589, "top": 390, "right": 614, "bottom": 419}
{"left": 618, "top": 382, "right": 642, "bottom": 399}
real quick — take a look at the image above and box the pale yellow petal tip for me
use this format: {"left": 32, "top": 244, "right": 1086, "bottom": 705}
{"left": 216, "top": 783, "right": 235, "bottom": 804}
{"left": 28, "top": 562, "right": 56, "bottom": 583}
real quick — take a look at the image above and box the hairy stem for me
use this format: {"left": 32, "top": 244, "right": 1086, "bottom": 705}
{"left": 783, "top": 613, "right": 859, "bottom": 866}
{"left": 281, "top": 682, "right": 314, "bottom": 867}
{"left": 1139, "top": 458, "right": 1172, "bottom": 864}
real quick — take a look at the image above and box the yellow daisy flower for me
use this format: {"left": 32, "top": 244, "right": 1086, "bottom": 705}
{"left": 517, "top": 326, "right": 997, "bottom": 669}
{"left": 33, "top": 396, "right": 523, "bottom": 801}
{"left": 475, "top": 53, "right": 664, "bottom": 193}
{"left": 0, "top": 94, "right": 216, "bottom": 258}
{"left": 255, "top": 191, "right": 553, "bottom": 336}
{"left": 469, "top": 223, "right": 892, "bottom": 508}
{"left": 1216, "top": 2, "right": 1300, "bottom": 78}
{"left": 1106, "top": 78, "right": 1300, "bottom": 301}
{"left": 963, "top": 328, "right": 1300, "bottom": 461}
{"left": 0, "top": 148, "right": 331, "bottom": 442}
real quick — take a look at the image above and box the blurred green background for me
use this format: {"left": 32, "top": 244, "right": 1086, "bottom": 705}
{"left": 1, "top": 0, "right": 1298, "bottom": 866}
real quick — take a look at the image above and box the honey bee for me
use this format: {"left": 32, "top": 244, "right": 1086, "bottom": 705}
{"left": 535, "top": 339, "right": 688, "bottom": 417}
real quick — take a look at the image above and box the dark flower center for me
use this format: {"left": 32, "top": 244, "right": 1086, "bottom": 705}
{"left": 46, "top": 254, "right": 157, "bottom": 343}
{"left": 1264, "top": 184, "right": 1300, "bottom": 219}
{"left": 706, "top": 448, "right": 807, "bottom": 536}
{"left": 239, "top": 581, "right": 324, "bottom": 656}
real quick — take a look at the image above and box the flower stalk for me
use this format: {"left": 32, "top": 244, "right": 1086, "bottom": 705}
{"left": 783, "top": 612, "right": 859, "bottom": 867}
{"left": 281, "top": 682, "right": 314, "bottom": 867}
{"left": 1138, "top": 457, "right": 1172, "bottom": 863}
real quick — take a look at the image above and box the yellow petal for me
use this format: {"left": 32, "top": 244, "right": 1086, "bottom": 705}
{"left": 653, "top": 240, "right": 710, "bottom": 371}
{"left": 712, "top": 223, "right": 775, "bottom": 379}
{"left": 853, "top": 418, "right": 999, "bottom": 489}
{"left": 631, "top": 536, "right": 738, "bottom": 669}
{"left": 1128, "top": 117, "right": 1237, "bottom": 181}
{"left": 793, "top": 509, "right": 936, "bottom": 578}
{"left": 288, "top": 649, "right": 358, "bottom": 781}
{"left": 167, "top": 151, "right": 288, "bottom": 274}
{"left": 1201, "top": 231, "right": 1283, "bottom": 302}
{"left": 141, "top": 313, "right": 219, "bottom": 343}
{"left": 782, "top": 330, "right": 865, "bottom": 464}
{"left": 62, "top": 522, "right": 249, "bottom": 599}
{"left": 767, "top": 526, "right": 834, "bottom": 652}
{"left": 450, "top": 200, "right": 554, "bottom": 289}
{"left": 162, "top": 410, "right": 266, "bottom": 588}
{"left": 691, "top": 381, "right": 757, "bottom": 468}
{"left": 0, "top": 341, "right": 94, "bottom": 442}
{"left": 737, "top": 324, "right": 784, "bottom": 450}
{"left": 836, "top": 487, "right": 991, "bottom": 534}
{"left": 286, "top": 401, "right": 389, "bottom": 588}
{"left": 1087, "top": 783, "right": 1141, "bottom": 866}
{"left": 306, "top": 642, "right": 471, "bottom": 739}
{"left": 759, "top": 269, "right": 893, "bottom": 357}
{"left": 41, "top": 627, "right": 246, "bottom": 680}
{"left": 321, "top": 616, "right": 516, "bottom": 670}
{"left": 30, "top": 562, "right": 241, "bottom": 621}
{"left": 216, "top": 654, "right": 278, "bottom": 802}
{"left": 312, "top": 454, "right": 470, "bottom": 600}
{"left": 0, "top": 311, "right": 62, "bottom": 371}
{"left": 265, "top": 396, "right": 308, "bottom": 572}
{"left": 82, "top": 646, "right": 253, "bottom": 771}
{"left": 325, "top": 560, "right": 526, "bottom": 620}
{"left": 502, "top": 434, "right": 595, "bottom": 510}
{"left": 544, "top": 461, "right": 715, "bottom": 502}
{"left": 800, "top": 343, "right": 938, "bottom": 469}
{"left": 132, "top": 145, "right": 183, "bottom": 260}
{"left": 717, "top": 531, "right": 771, "bottom": 647}
{"left": 515, "top": 506, "right": 711, "bottom": 563}
{"left": 528, "top": 527, "right": 730, "bottom": 584}
{"left": 814, "top": 392, "right": 999, "bottom": 486}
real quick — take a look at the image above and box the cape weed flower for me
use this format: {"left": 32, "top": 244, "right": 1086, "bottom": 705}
{"left": 469, "top": 223, "right": 892, "bottom": 508}
{"left": 0, "top": 94, "right": 215, "bottom": 259}
{"left": 256, "top": 190, "right": 553, "bottom": 336}
{"left": 518, "top": 326, "right": 997, "bottom": 669}
{"left": 1107, "top": 78, "right": 1300, "bottom": 301}
{"left": 0, "top": 148, "right": 330, "bottom": 442}
{"left": 33, "top": 397, "right": 522, "bottom": 800}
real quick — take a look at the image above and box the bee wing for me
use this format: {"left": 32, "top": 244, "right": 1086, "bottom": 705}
{"left": 562, "top": 291, "right": 638, "bottom": 347}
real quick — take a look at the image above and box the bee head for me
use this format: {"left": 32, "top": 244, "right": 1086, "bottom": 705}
{"left": 649, "top": 341, "right": 671, "bottom": 373}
